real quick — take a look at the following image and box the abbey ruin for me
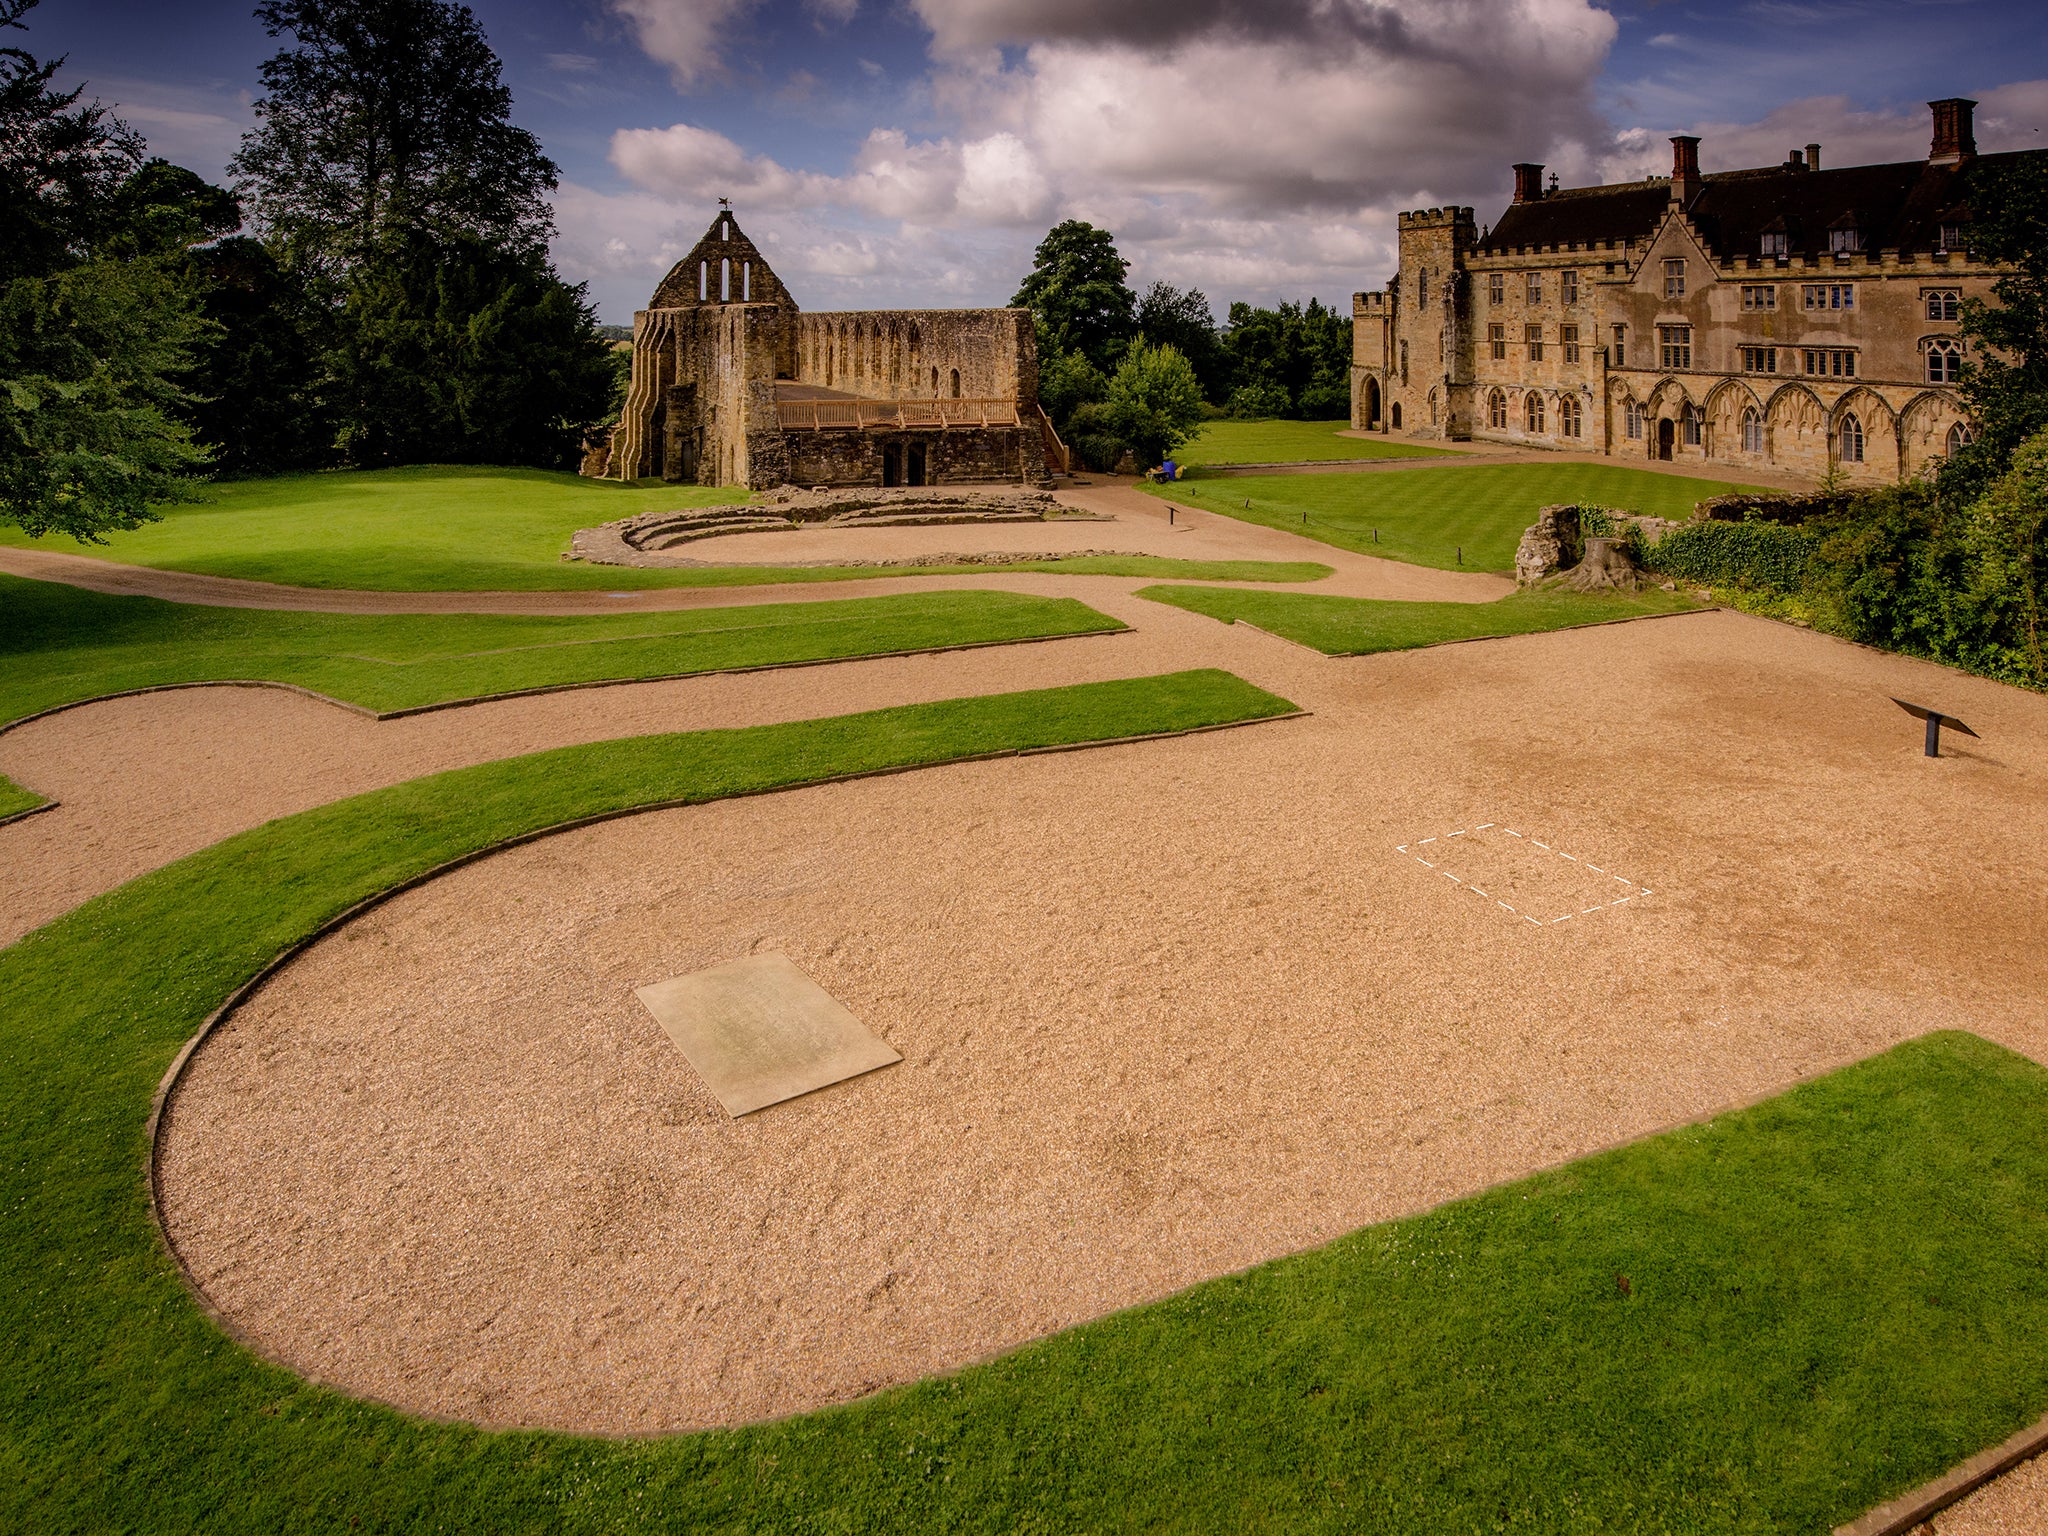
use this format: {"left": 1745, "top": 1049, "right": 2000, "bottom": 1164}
{"left": 598, "top": 208, "right": 1055, "bottom": 490}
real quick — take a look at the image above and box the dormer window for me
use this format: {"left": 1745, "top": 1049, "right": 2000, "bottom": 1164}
{"left": 1760, "top": 231, "right": 1789, "bottom": 258}
{"left": 1828, "top": 221, "right": 1861, "bottom": 254}
{"left": 1937, "top": 222, "right": 1965, "bottom": 252}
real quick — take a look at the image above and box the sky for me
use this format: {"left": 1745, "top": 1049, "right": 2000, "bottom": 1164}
{"left": 18, "top": 0, "right": 2048, "bottom": 323}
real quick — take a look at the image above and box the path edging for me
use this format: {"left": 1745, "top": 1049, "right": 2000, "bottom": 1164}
{"left": 1834, "top": 1413, "right": 2048, "bottom": 1536}
{"left": 142, "top": 702, "right": 1314, "bottom": 1408}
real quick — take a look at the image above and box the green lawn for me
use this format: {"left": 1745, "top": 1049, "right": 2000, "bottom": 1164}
{"left": 0, "top": 774, "right": 44, "bottom": 820}
{"left": 0, "top": 465, "right": 1329, "bottom": 590}
{"left": 2, "top": 668, "right": 2046, "bottom": 1529}
{"left": 0, "top": 574, "right": 1129, "bottom": 726}
{"left": 1147, "top": 462, "right": 1768, "bottom": 572}
{"left": 1140, "top": 583, "right": 1704, "bottom": 654}
{"left": 1172, "top": 419, "right": 1456, "bottom": 466}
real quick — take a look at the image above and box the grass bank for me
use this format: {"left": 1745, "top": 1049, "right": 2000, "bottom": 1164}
{"left": 0, "top": 575, "right": 1129, "bottom": 726}
{"left": 1140, "top": 583, "right": 1704, "bottom": 654}
{"left": 1147, "top": 462, "right": 1766, "bottom": 572}
{"left": 0, "top": 465, "right": 1330, "bottom": 590}
{"left": 1173, "top": 419, "right": 1456, "bottom": 466}
{"left": 0, "top": 774, "right": 44, "bottom": 820}
{"left": 2, "top": 680, "right": 2045, "bottom": 1529}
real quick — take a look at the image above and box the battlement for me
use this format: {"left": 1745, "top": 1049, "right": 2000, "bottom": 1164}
{"left": 1353, "top": 291, "right": 1386, "bottom": 315}
{"left": 1398, "top": 206, "right": 1476, "bottom": 230}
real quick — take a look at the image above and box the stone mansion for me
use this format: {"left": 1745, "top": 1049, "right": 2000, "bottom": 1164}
{"left": 1352, "top": 99, "right": 2029, "bottom": 480}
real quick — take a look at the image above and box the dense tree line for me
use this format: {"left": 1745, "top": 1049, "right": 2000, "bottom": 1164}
{"left": 1012, "top": 219, "right": 1355, "bottom": 470}
{"left": 0, "top": 0, "right": 614, "bottom": 541}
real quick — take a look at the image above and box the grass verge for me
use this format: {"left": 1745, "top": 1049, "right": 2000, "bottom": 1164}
{"left": 0, "top": 464, "right": 1329, "bottom": 590}
{"left": 1147, "top": 462, "right": 1767, "bottom": 572}
{"left": 1139, "top": 583, "right": 1705, "bottom": 654}
{"left": 1172, "top": 419, "right": 1456, "bottom": 466}
{"left": 0, "top": 575, "right": 1129, "bottom": 725}
{"left": 0, "top": 773, "right": 45, "bottom": 820}
{"left": 5, "top": 752, "right": 2047, "bottom": 1536}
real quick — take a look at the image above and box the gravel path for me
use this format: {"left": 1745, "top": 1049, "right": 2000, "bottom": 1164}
{"left": 0, "top": 482, "right": 1506, "bottom": 613}
{"left": 153, "top": 609, "right": 2048, "bottom": 1435}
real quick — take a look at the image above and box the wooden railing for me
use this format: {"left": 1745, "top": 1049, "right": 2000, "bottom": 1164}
{"left": 776, "top": 397, "right": 1023, "bottom": 430}
{"left": 1037, "top": 405, "right": 1072, "bottom": 473}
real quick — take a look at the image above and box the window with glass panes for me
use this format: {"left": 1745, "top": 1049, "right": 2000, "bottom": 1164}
{"left": 1659, "top": 325, "right": 1691, "bottom": 368}
{"left": 1803, "top": 348, "right": 1857, "bottom": 378}
{"left": 1489, "top": 323, "right": 1506, "bottom": 360}
{"left": 1924, "top": 289, "right": 1960, "bottom": 321}
{"left": 1525, "top": 324, "right": 1543, "bottom": 361}
{"left": 1489, "top": 272, "right": 1504, "bottom": 305}
{"left": 1561, "top": 324, "right": 1580, "bottom": 363}
{"left": 1740, "top": 285, "right": 1776, "bottom": 311}
{"left": 1663, "top": 259, "right": 1686, "bottom": 298}
{"left": 1740, "top": 346, "right": 1777, "bottom": 374}
{"left": 1526, "top": 272, "right": 1542, "bottom": 304}
{"left": 1802, "top": 284, "right": 1855, "bottom": 311}
{"left": 1926, "top": 338, "right": 1964, "bottom": 383}
{"left": 1561, "top": 271, "right": 1579, "bottom": 305}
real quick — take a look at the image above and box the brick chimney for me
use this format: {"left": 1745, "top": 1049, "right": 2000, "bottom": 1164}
{"left": 1929, "top": 98, "right": 1977, "bottom": 165}
{"left": 1670, "top": 135, "right": 1701, "bottom": 206}
{"left": 1806, "top": 143, "right": 1821, "bottom": 171}
{"left": 1512, "top": 163, "right": 1544, "bottom": 204}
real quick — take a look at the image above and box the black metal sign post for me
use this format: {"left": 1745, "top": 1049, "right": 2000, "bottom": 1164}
{"left": 1892, "top": 698, "right": 1979, "bottom": 757}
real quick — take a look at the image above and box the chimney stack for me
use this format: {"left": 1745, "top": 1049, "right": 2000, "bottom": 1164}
{"left": 1929, "top": 98, "right": 1977, "bottom": 165}
{"left": 1511, "top": 163, "right": 1544, "bottom": 204}
{"left": 1787, "top": 148, "right": 1804, "bottom": 169}
{"left": 1806, "top": 143, "right": 1822, "bottom": 171}
{"left": 1670, "top": 135, "right": 1701, "bottom": 206}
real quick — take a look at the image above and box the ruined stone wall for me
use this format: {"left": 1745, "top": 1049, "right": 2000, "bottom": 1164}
{"left": 783, "top": 425, "right": 1045, "bottom": 488}
{"left": 791, "top": 309, "right": 1038, "bottom": 408}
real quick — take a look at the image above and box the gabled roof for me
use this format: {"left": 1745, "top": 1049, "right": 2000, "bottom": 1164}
{"left": 648, "top": 207, "right": 796, "bottom": 311}
{"left": 1480, "top": 150, "right": 2035, "bottom": 260}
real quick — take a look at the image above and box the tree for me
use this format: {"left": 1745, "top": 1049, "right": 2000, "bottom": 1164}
{"left": 0, "top": 258, "right": 210, "bottom": 539}
{"left": 330, "top": 232, "right": 614, "bottom": 469}
{"left": 230, "top": 0, "right": 611, "bottom": 469}
{"left": 1011, "top": 221, "right": 1136, "bottom": 374}
{"left": 230, "top": 0, "right": 559, "bottom": 273}
{"left": 0, "top": 0, "right": 211, "bottom": 539}
{"left": 1036, "top": 347, "right": 1107, "bottom": 432}
{"left": 1952, "top": 155, "right": 2048, "bottom": 495}
{"left": 1222, "top": 299, "right": 1352, "bottom": 419}
{"left": 0, "top": 0, "right": 144, "bottom": 281}
{"left": 1134, "top": 282, "right": 1224, "bottom": 401}
{"left": 1099, "top": 341, "right": 1205, "bottom": 468}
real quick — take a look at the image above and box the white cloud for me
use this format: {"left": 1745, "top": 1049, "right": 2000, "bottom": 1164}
{"left": 606, "top": 0, "right": 759, "bottom": 87}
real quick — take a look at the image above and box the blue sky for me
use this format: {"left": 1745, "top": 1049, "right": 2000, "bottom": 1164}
{"left": 20, "top": 0, "right": 2047, "bottom": 321}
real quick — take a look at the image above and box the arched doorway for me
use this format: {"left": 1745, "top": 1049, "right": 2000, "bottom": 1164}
{"left": 1390, "top": 402, "right": 1403, "bottom": 430}
{"left": 1363, "top": 376, "right": 1381, "bottom": 429}
{"left": 1656, "top": 417, "right": 1675, "bottom": 461}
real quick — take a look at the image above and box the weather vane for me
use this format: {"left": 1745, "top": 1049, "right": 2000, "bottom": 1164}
{"left": 718, "top": 195, "right": 732, "bottom": 210}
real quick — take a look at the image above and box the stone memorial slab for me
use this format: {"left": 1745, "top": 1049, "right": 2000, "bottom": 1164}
{"left": 635, "top": 953, "right": 899, "bottom": 1117}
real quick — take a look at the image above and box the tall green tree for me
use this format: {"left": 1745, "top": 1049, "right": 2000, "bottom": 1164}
{"left": 0, "top": 0, "right": 211, "bottom": 539}
{"left": 332, "top": 232, "right": 614, "bottom": 468}
{"left": 230, "top": 0, "right": 612, "bottom": 469}
{"left": 1953, "top": 155, "right": 2048, "bottom": 495}
{"left": 1134, "top": 282, "right": 1224, "bottom": 402}
{"left": 1012, "top": 221, "right": 1136, "bottom": 375}
{"left": 230, "top": 0, "right": 558, "bottom": 273}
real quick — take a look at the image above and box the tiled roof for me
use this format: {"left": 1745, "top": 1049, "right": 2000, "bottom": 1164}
{"left": 1479, "top": 150, "right": 2037, "bottom": 259}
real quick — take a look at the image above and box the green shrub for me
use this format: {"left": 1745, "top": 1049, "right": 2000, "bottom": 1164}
{"left": 1643, "top": 519, "right": 1819, "bottom": 593}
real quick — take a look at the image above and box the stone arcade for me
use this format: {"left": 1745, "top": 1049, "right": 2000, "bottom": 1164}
{"left": 598, "top": 207, "right": 1056, "bottom": 491}
{"left": 1353, "top": 98, "right": 2038, "bottom": 482}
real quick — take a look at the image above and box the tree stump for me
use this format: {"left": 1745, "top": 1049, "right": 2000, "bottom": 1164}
{"left": 1560, "top": 535, "right": 1640, "bottom": 592}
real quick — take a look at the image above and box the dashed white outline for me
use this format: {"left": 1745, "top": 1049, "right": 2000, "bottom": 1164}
{"left": 1391, "top": 823, "right": 1654, "bottom": 928}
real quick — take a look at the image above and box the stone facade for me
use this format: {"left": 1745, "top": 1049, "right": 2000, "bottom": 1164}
{"left": 602, "top": 208, "right": 1048, "bottom": 491}
{"left": 1354, "top": 100, "right": 2028, "bottom": 484}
